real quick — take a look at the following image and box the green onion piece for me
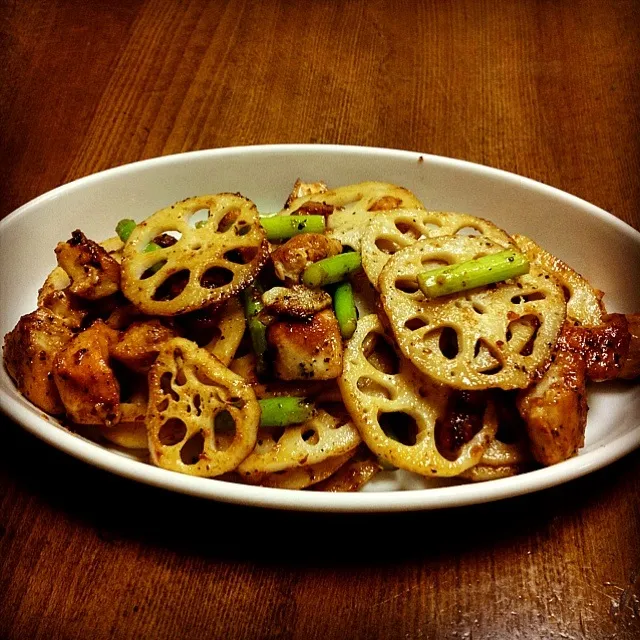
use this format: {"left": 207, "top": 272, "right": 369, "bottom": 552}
{"left": 331, "top": 281, "right": 358, "bottom": 340}
{"left": 417, "top": 250, "right": 530, "bottom": 299}
{"left": 241, "top": 284, "right": 268, "bottom": 375}
{"left": 258, "top": 397, "right": 314, "bottom": 427}
{"left": 143, "top": 242, "right": 161, "bottom": 253}
{"left": 195, "top": 220, "right": 207, "bottom": 229}
{"left": 259, "top": 215, "right": 325, "bottom": 241}
{"left": 116, "top": 219, "right": 136, "bottom": 242}
{"left": 302, "top": 252, "right": 362, "bottom": 288}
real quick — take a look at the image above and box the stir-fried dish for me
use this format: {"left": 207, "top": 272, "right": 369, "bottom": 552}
{"left": 4, "top": 180, "right": 639, "bottom": 491}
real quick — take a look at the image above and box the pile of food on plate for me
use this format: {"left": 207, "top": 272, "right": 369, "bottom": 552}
{"left": 3, "top": 180, "right": 639, "bottom": 491}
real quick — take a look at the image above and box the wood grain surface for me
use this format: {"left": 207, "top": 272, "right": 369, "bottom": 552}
{"left": 1, "top": 1, "right": 639, "bottom": 639}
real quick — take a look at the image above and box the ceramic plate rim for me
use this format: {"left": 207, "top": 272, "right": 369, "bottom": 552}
{"left": 1, "top": 144, "right": 638, "bottom": 513}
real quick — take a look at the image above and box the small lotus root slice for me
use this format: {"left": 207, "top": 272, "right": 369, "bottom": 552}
{"left": 121, "top": 194, "right": 268, "bottom": 315}
{"left": 147, "top": 337, "right": 259, "bottom": 477}
{"left": 237, "top": 409, "right": 361, "bottom": 476}
{"left": 337, "top": 314, "right": 496, "bottom": 476}
{"left": 285, "top": 181, "right": 425, "bottom": 251}
{"left": 379, "top": 236, "right": 567, "bottom": 390}
{"left": 362, "top": 209, "right": 514, "bottom": 290}
{"left": 243, "top": 450, "right": 357, "bottom": 489}
{"left": 513, "top": 234, "right": 604, "bottom": 327}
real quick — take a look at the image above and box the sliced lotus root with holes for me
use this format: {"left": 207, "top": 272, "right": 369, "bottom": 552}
{"left": 311, "top": 446, "right": 382, "bottom": 492}
{"left": 379, "top": 236, "right": 567, "bottom": 390}
{"left": 285, "top": 182, "right": 425, "bottom": 251}
{"left": 99, "top": 400, "right": 149, "bottom": 450}
{"left": 513, "top": 234, "right": 604, "bottom": 327}
{"left": 243, "top": 449, "right": 357, "bottom": 489}
{"left": 147, "top": 337, "right": 259, "bottom": 477}
{"left": 237, "top": 409, "right": 361, "bottom": 477}
{"left": 121, "top": 194, "right": 268, "bottom": 315}
{"left": 362, "top": 209, "right": 514, "bottom": 290}
{"left": 337, "top": 314, "right": 496, "bottom": 476}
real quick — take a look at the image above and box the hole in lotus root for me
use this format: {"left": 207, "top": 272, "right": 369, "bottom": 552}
{"left": 189, "top": 208, "right": 210, "bottom": 228}
{"left": 375, "top": 237, "right": 403, "bottom": 254}
{"left": 357, "top": 376, "right": 392, "bottom": 400}
{"left": 157, "top": 398, "right": 169, "bottom": 411}
{"left": 420, "top": 257, "right": 449, "bottom": 269}
{"left": 180, "top": 431, "right": 205, "bottom": 464}
{"left": 301, "top": 428, "right": 319, "bottom": 445}
{"left": 379, "top": 412, "right": 418, "bottom": 446}
{"left": 159, "top": 418, "right": 187, "bottom": 446}
{"left": 163, "top": 229, "right": 182, "bottom": 243}
{"left": 561, "top": 285, "right": 571, "bottom": 303}
{"left": 160, "top": 372, "right": 179, "bottom": 401}
{"left": 437, "top": 327, "right": 459, "bottom": 360}
{"left": 200, "top": 267, "right": 234, "bottom": 289}
{"left": 506, "top": 315, "right": 541, "bottom": 356}
{"left": 472, "top": 303, "right": 485, "bottom": 314}
{"left": 363, "top": 332, "right": 400, "bottom": 374}
{"left": 193, "top": 393, "right": 202, "bottom": 416}
{"left": 141, "top": 260, "right": 167, "bottom": 279}
{"left": 455, "top": 226, "right": 482, "bottom": 237}
{"left": 434, "top": 391, "right": 486, "bottom": 460}
{"left": 511, "top": 291, "right": 546, "bottom": 304}
{"left": 214, "top": 410, "right": 236, "bottom": 448}
{"left": 394, "top": 277, "right": 420, "bottom": 294}
{"left": 404, "top": 316, "right": 428, "bottom": 331}
{"left": 224, "top": 246, "right": 258, "bottom": 265}
{"left": 394, "top": 221, "right": 424, "bottom": 239}
{"left": 270, "top": 427, "right": 286, "bottom": 443}
{"left": 476, "top": 340, "right": 504, "bottom": 375}
{"left": 152, "top": 270, "right": 189, "bottom": 301}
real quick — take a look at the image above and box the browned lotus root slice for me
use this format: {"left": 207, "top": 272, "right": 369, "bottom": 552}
{"left": 379, "top": 236, "right": 566, "bottom": 390}
{"left": 237, "top": 409, "right": 361, "bottom": 476}
{"left": 311, "top": 446, "right": 382, "bottom": 492}
{"left": 147, "top": 338, "right": 259, "bottom": 477}
{"left": 121, "top": 194, "right": 268, "bottom": 315}
{"left": 362, "top": 209, "right": 514, "bottom": 290}
{"left": 513, "top": 234, "right": 604, "bottom": 327}
{"left": 285, "top": 182, "right": 425, "bottom": 251}
{"left": 243, "top": 450, "right": 356, "bottom": 489}
{"left": 338, "top": 314, "right": 496, "bottom": 476}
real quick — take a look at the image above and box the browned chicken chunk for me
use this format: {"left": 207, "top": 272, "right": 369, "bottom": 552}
{"left": 517, "top": 323, "right": 588, "bottom": 466}
{"left": 55, "top": 230, "right": 121, "bottom": 300}
{"left": 267, "top": 309, "right": 343, "bottom": 380}
{"left": 270, "top": 233, "right": 342, "bottom": 283}
{"left": 37, "top": 266, "right": 88, "bottom": 329}
{"left": 53, "top": 320, "right": 121, "bottom": 426}
{"left": 3, "top": 308, "right": 74, "bottom": 414}
{"left": 261, "top": 285, "right": 332, "bottom": 319}
{"left": 620, "top": 313, "right": 640, "bottom": 380}
{"left": 110, "top": 319, "right": 176, "bottom": 373}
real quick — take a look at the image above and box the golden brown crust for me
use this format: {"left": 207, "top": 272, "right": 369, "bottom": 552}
{"left": 55, "top": 230, "right": 121, "bottom": 300}
{"left": 267, "top": 309, "right": 343, "bottom": 380}
{"left": 261, "top": 285, "right": 332, "bottom": 319}
{"left": 110, "top": 319, "right": 176, "bottom": 373}
{"left": 3, "top": 308, "right": 74, "bottom": 414}
{"left": 53, "top": 320, "right": 121, "bottom": 426}
{"left": 270, "top": 233, "right": 342, "bottom": 283}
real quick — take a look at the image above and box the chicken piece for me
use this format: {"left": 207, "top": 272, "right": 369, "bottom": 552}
{"left": 3, "top": 308, "right": 74, "bottom": 414}
{"left": 270, "top": 233, "right": 342, "bottom": 283}
{"left": 55, "top": 230, "right": 121, "bottom": 300}
{"left": 37, "top": 266, "right": 88, "bottom": 329}
{"left": 284, "top": 179, "right": 328, "bottom": 208}
{"left": 620, "top": 313, "right": 640, "bottom": 380}
{"left": 261, "top": 285, "right": 332, "bottom": 319}
{"left": 53, "top": 320, "right": 121, "bottom": 426}
{"left": 110, "top": 319, "right": 176, "bottom": 373}
{"left": 517, "top": 325, "right": 588, "bottom": 466}
{"left": 267, "top": 309, "right": 343, "bottom": 380}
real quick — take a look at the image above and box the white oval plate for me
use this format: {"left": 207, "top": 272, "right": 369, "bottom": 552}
{"left": 1, "top": 145, "right": 639, "bottom": 512}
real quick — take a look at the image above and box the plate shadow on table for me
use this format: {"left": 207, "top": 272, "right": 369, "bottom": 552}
{"left": 1, "top": 417, "right": 637, "bottom": 570}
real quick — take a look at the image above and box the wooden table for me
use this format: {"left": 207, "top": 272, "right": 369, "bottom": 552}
{"left": 1, "top": 1, "right": 639, "bottom": 638}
